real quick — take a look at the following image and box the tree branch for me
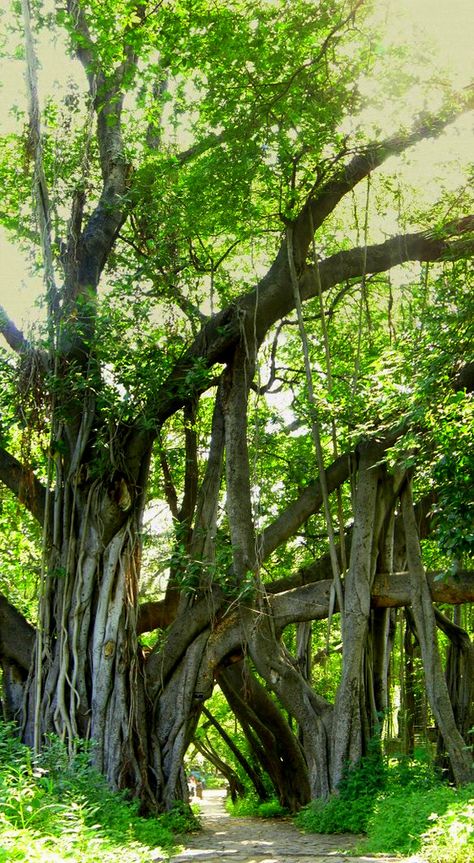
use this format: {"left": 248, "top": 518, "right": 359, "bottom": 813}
{"left": 62, "top": 1, "right": 139, "bottom": 305}
{"left": 271, "top": 570, "right": 474, "bottom": 631}
{"left": 260, "top": 450, "right": 353, "bottom": 560}
{"left": 292, "top": 106, "right": 474, "bottom": 265}
{"left": 0, "top": 447, "right": 47, "bottom": 524}
{"left": 0, "top": 594, "right": 35, "bottom": 671}
{"left": 312, "top": 221, "right": 474, "bottom": 296}
{"left": 147, "top": 215, "right": 473, "bottom": 427}
{"left": 0, "top": 307, "right": 32, "bottom": 355}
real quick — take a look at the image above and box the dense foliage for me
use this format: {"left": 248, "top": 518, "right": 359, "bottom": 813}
{"left": 296, "top": 750, "right": 474, "bottom": 863}
{"left": 0, "top": 721, "right": 196, "bottom": 862}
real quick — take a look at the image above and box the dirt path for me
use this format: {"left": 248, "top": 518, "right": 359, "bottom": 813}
{"left": 160, "top": 789, "right": 424, "bottom": 863}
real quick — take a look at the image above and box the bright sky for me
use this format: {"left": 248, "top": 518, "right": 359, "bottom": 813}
{"left": 0, "top": 0, "right": 473, "bottom": 333}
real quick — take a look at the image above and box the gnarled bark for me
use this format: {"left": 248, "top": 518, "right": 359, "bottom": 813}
{"left": 218, "top": 660, "right": 311, "bottom": 809}
{"left": 401, "top": 480, "right": 474, "bottom": 785}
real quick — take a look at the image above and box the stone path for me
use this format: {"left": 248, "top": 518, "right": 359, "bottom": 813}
{"left": 160, "top": 789, "right": 426, "bottom": 863}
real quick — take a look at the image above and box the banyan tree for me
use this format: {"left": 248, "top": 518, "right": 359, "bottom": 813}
{"left": 0, "top": 0, "right": 472, "bottom": 812}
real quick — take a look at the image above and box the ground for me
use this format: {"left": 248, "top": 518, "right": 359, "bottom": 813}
{"left": 159, "top": 789, "right": 427, "bottom": 863}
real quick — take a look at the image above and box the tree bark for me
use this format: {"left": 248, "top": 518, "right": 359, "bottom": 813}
{"left": 242, "top": 605, "right": 332, "bottom": 799}
{"left": 330, "top": 446, "right": 383, "bottom": 788}
{"left": 435, "top": 610, "right": 474, "bottom": 748}
{"left": 401, "top": 480, "right": 474, "bottom": 785}
{"left": 218, "top": 660, "right": 311, "bottom": 809}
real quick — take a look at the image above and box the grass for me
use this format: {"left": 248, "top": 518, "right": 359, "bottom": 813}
{"left": 361, "top": 783, "right": 474, "bottom": 862}
{"left": 295, "top": 749, "right": 474, "bottom": 863}
{"left": 0, "top": 722, "right": 198, "bottom": 863}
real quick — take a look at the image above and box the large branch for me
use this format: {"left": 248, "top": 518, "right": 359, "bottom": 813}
{"left": 0, "top": 594, "right": 35, "bottom": 671}
{"left": 260, "top": 451, "right": 352, "bottom": 559}
{"left": 147, "top": 216, "right": 473, "bottom": 428}
{"left": 311, "top": 218, "right": 474, "bottom": 297}
{"left": 266, "top": 490, "right": 437, "bottom": 595}
{"left": 139, "top": 564, "right": 474, "bottom": 645}
{"left": 0, "top": 447, "right": 47, "bottom": 524}
{"left": 292, "top": 108, "right": 474, "bottom": 264}
{"left": 0, "top": 307, "right": 32, "bottom": 355}
{"left": 0, "top": 307, "right": 49, "bottom": 374}
{"left": 271, "top": 570, "right": 474, "bottom": 631}
{"left": 156, "top": 571, "right": 474, "bottom": 677}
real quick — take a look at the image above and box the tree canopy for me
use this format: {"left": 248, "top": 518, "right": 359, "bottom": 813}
{"left": 0, "top": 0, "right": 472, "bottom": 812}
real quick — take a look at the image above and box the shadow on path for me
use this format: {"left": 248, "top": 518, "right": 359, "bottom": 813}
{"left": 160, "top": 789, "right": 424, "bottom": 863}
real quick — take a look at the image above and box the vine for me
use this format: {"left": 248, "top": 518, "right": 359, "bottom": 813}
{"left": 20, "top": 0, "right": 61, "bottom": 754}
{"left": 286, "top": 224, "right": 344, "bottom": 621}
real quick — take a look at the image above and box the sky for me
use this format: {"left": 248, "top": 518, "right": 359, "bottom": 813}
{"left": 0, "top": 0, "right": 473, "bottom": 334}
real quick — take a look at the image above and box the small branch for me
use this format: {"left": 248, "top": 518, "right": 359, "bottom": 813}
{"left": 177, "top": 129, "right": 228, "bottom": 165}
{"left": 158, "top": 435, "right": 179, "bottom": 520}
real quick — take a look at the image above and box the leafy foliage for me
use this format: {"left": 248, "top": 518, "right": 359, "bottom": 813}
{"left": 226, "top": 793, "right": 287, "bottom": 819}
{"left": 0, "top": 722, "right": 193, "bottom": 862}
{"left": 363, "top": 783, "right": 474, "bottom": 862}
{"left": 296, "top": 749, "right": 473, "bottom": 863}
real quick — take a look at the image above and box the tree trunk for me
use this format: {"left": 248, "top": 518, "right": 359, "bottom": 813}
{"left": 434, "top": 609, "right": 474, "bottom": 777}
{"left": 401, "top": 612, "right": 417, "bottom": 755}
{"left": 154, "top": 630, "right": 210, "bottom": 809}
{"left": 330, "top": 446, "right": 382, "bottom": 788}
{"left": 219, "top": 660, "right": 311, "bottom": 809}
{"left": 401, "top": 480, "right": 474, "bottom": 785}
{"left": 436, "top": 611, "right": 474, "bottom": 744}
{"left": 19, "top": 472, "right": 164, "bottom": 809}
{"left": 241, "top": 605, "right": 332, "bottom": 799}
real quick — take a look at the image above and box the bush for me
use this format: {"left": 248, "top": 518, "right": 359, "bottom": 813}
{"left": 362, "top": 784, "right": 474, "bottom": 861}
{"left": 296, "top": 739, "right": 385, "bottom": 834}
{"left": 295, "top": 744, "right": 473, "bottom": 863}
{"left": 385, "top": 749, "right": 442, "bottom": 791}
{"left": 421, "top": 793, "right": 474, "bottom": 863}
{"left": 0, "top": 721, "right": 187, "bottom": 863}
{"left": 226, "top": 792, "right": 287, "bottom": 818}
{"left": 295, "top": 793, "right": 369, "bottom": 834}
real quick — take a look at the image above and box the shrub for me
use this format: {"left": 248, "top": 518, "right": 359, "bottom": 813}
{"left": 296, "top": 738, "right": 386, "bottom": 834}
{"left": 361, "top": 783, "right": 474, "bottom": 861}
{"left": 226, "top": 792, "right": 287, "bottom": 818}
{"left": 421, "top": 792, "right": 474, "bottom": 863}
{"left": 0, "top": 721, "right": 184, "bottom": 862}
{"left": 295, "top": 793, "right": 369, "bottom": 834}
{"left": 295, "top": 743, "right": 473, "bottom": 863}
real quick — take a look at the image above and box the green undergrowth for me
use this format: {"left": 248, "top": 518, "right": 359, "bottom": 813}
{"left": 226, "top": 793, "right": 288, "bottom": 819}
{"left": 0, "top": 722, "right": 198, "bottom": 863}
{"left": 361, "top": 784, "right": 474, "bottom": 862}
{"left": 296, "top": 749, "right": 474, "bottom": 863}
